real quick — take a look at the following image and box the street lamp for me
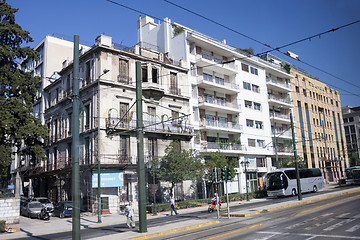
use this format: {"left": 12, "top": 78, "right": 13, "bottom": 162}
{"left": 241, "top": 160, "right": 250, "bottom": 201}
{"left": 96, "top": 68, "right": 110, "bottom": 223}
{"left": 147, "top": 159, "right": 157, "bottom": 215}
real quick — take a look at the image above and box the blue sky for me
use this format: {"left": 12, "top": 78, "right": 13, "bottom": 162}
{"left": 10, "top": 0, "right": 360, "bottom": 107}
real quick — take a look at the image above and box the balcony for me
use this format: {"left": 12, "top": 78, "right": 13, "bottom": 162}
{"left": 268, "top": 94, "right": 293, "bottom": 108}
{"left": 198, "top": 96, "right": 241, "bottom": 114}
{"left": 272, "top": 129, "right": 292, "bottom": 139}
{"left": 200, "top": 141, "right": 245, "bottom": 154}
{"left": 199, "top": 119, "right": 243, "bottom": 133}
{"left": 195, "top": 54, "right": 238, "bottom": 75}
{"left": 196, "top": 75, "right": 239, "bottom": 94}
{"left": 269, "top": 111, "right": 291, "bottom": 124}
{"left": 266, "top": 77, "right": 291, "bottom": 92}
{"left": 106, "top": 116, "right": 194, "bottom": 137}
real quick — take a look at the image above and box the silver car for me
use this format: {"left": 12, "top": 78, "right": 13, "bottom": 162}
{"left": 21, "top": 201, "right": 43, "bottom": 218}
{"left": 33, "top": 197, "right": 54, "bottom": 214}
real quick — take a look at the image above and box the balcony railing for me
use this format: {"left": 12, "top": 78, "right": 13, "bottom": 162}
{"left": 197, "top": 76, "right": 239, "bottom": 90}
{"left": 268, "top": 94, "right": 292, "bottom": 105}
{"left": 200, "top": 119, "right": 243, "bottom": 131}
{"left": 196, "top": 54, "right": 237, "bottom": 70}
{"left": 266, "top": 77, "right": 291, "bottom": 89}
{"left": 198, "top": 96, "right": 241, "bottom": 110}
{"left": 269, "top": 111, "right": 290, "bottom": 120}
{"left": 203, "top": 142, "right": 245, "bottom": 151}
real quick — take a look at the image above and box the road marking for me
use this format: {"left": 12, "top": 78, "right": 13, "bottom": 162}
{"left": 259, "top": 231, "right": 360, "bottom": 239}
{"left": 346, "top": 224, "right": 360, "bottom": 232}
{"left": 128, "top": 220, "right": 219, "bottom": 240}
{"left": 295, "top": 194, "right": 360, "bottom": 217}
{"left": 203, "top": 224, "right": 263, "bottom": 240}
{"left": 323, "top": 218, "right": 356, "bottom": 231}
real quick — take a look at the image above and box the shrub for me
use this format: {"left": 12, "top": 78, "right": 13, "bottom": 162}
{"left": 0, "top": 220, "right": 6, "bottom": 232}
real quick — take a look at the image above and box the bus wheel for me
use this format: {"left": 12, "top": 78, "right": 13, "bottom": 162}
{"left": 291, "top": 189, "right": 297, "bottom": 196}
{"left": 313, "top": 185, "right": 318, "bottom": 192}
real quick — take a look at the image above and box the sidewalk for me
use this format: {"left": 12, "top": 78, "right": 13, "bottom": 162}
{"left": 2, "top": 183, "right": 359, "bottom": 240}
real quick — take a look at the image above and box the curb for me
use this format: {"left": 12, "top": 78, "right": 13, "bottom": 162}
{"left": 127, "top": 220, "right": 220, "bottom": 240}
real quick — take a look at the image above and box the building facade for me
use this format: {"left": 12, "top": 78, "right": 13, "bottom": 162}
{"left": 342, "top": 106, "right": 360, "bottom": 166}
{"left": 16, "top": 34, "right": 193, "bottom": 212}
{"left": 138, "top": 16, "right": 296, "bottom": 194}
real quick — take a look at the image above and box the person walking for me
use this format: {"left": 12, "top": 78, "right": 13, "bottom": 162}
{"left": 125, "top": 201, "right": 135, "bottom": 228}
{"left": 170, "top": 197, "right": 178, "bottom": 216}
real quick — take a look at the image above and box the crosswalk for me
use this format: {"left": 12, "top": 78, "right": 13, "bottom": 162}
{"left": 254, "top": 212, "right": 360, "bottom": 240}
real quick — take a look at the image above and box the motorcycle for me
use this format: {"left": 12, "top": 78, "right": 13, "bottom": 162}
{"left": 207, "top": 200, "right": 221, "bottom": 213}
{"left": 39, "top": 207, "right": 51, "bottom": 220}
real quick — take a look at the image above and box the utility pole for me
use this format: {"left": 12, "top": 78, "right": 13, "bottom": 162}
{"left": 72, "top": 35, "right": 80, "bottom": 240}
{"left": 290, "top": 112, "right": 302, "bottom": 200}
{"left": 272, "top": 107, "right": 279, "bottom": 169}
{"left": 136, "top": 61, "right": 147, "bottom": 232}
{"left": 225, "top": 166, "right": 230, "bottom": 219}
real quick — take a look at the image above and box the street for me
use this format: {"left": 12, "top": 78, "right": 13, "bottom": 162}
{"left": 5, "top": 185, "right": 360, "bottom": 240}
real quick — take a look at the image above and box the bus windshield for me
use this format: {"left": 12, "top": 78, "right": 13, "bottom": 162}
{"left": 267, "top": 172, "right": 288, "bottom": 191}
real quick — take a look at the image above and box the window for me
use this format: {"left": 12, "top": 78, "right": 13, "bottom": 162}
{"left": 255, "top": 121, "right": 263, "bottom": 129}
{"left": 257, "top": 140, "right": 264, "bottom": 147}
{"left": 170, "top": 72, "right": 178, "bottom": 94}
{"left": 119, "top": 59, "right": 129, "bottom": 83}
{"left": 218, "top": 117, "right": 227, "bottom": 128}
{"left": 148, "top": 107, "right": 156, "bottom": 124}
{"left": 303, "top": 89, "right": 307, "bottom": 97}
{"left": 152, "top": 68, "right": 158, "bottom": 83}
{"left": 245, "top": 100, "right": 252, "bottom": 109}
{"left": 250, "top": 66, "right": 258, "bottom": 75}
{"left": 295, "top": 86, "right": 299, "bottom": 93}
{"left": 243, "top": 82, "right": 251, "bottom": 90}
{"left": 171, "top": 110, "right": 180, "bottom": 125}
{"left": 120, "top": 102, "right": 129, "bottom": 125}
{"left": 248, "top": 139, "right": 256, "bottom": 147}
{"left": 206, "top": 115, "right": 215, "bottom": 126}
{"left": 349, "top": 117, "right": 354, "bottom": 122}
{"left": 252, "top": 84, "right": 260, "bottom": 93}
{"left": 203, "top": 73, "right": 213, "bottom": 82}
{"left": 85, "top": 61, "right": 91, "bottom": 83}
{"left": 84, "top": 104, "right": 90, "bottom": 130}
{"left": 120, "top": 135, "right": 130, "bottom": 161}
{"left": 241, "top": 63, "right": 249, "bottom": 72}
{"left": 250, "top": 103, "right": 260, "bottom": 112}
{"left": 256, "top": 157, "right": 266, "bottom": 167}
{"left": 215, "top": 76, "right": 224, "bottom": 85}
{"left": 246, "top": 119, "right": 254, "bottom": 127}
{"left": 142, "top": 66, "right": 148, "bottom": 82}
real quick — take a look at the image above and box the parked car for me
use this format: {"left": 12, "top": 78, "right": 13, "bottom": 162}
{"left": 53, "top": 201, "right": 72, "bottom": 218}
{"left": 20, "top": 196, "right": 30, "bottom": 212}
{"left": 33, "top": 197, "right": 54, "bottom": 214}
{"left": 20, "top": 201, "right": 43, "bottom": 218}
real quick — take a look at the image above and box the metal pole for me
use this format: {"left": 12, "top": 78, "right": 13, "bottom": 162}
{"left": 97, "top": 74, "right": 102, "bottom": 223}
{"left": 226, "top": 167, "right": 230, "bottom": 218}
{"left": 72, "top": 34, "right": 80, "bottom": 240}
{"left": 290, "top": 113, "right": 302, "bottom": 200}
{"left": 153, "top": 162, "right": 157, "bottom": 215}
{"left": 245, "top": 162, "right": 249, "bottom": 201}
{"left": 136, "top": 61, "right": 147, "bottom": 232}
{"left": 214, "top": 167, "right": 219, "bottom": 219}
{"left": 273, "top": 107, "right": 279, "bottom": 169}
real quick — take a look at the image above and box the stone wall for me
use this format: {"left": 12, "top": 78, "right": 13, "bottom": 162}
{"left": 0, "top": 197, "right": 20, "bottom": 232}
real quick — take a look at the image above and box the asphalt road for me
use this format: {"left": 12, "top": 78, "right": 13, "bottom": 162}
{"left": 13, "top": 185, "right": 359, "bottom": 240}
{"left": 150, "top": 191, "right": 360, "bottom": 240}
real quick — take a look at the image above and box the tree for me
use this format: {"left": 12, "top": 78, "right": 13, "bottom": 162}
{"left": 157, "top": 141, "right": 203, "bottom": 198}
{"left": 237, "top": 47, "right": 254, "bottom": 56}
{"left": 0, "top": 1, "right": 48, "bottom": 174}
{"left": 205, "top": 150, "right": 237, "bottom": 182}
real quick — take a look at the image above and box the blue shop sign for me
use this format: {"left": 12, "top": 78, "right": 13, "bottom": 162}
{"left": 92, "top": 171, "right": 124, "bottom": 188}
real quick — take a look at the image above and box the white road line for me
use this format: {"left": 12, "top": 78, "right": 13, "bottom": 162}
{"left": 346, "top": 224, "right": 360, "bottom": 233}
{"left": 337, "top": 213, "right": 351, "bottom": 218}
{"left": 258, "top": 231, "right": 360, "bottom": 239}
{"left": 323, "top": 218, "right": 356, "bottom": 231}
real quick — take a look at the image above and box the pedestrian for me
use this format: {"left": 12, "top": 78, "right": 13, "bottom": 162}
{"left": 125, "top": 201, "right": 135, "bottom": 228}
{"left": 170, "top": 197, "right": 178, "bottom": 216}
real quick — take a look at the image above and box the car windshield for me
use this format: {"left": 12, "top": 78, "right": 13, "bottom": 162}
{"left": 29, "top": 202, "right": 42, "bottom": 208}
{"left": 38, "top": 199, "right": 50, "bottom": 204}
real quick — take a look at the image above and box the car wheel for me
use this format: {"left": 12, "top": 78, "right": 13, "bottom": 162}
{"left": 291, "top": 189, "right": 297, "bottom": 196}
{"left": 313, "top": 185, "right": 318, "bottom": 192}
{"left": 60, "top": 212, "right": 64, "bottom": 218}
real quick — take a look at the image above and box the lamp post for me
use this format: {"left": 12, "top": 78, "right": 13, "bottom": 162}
{"left": 241, "top": 161, "right": 250, "bottom": 201}
{"left": 96, "top": 69, "right": 109, "bottom": 223}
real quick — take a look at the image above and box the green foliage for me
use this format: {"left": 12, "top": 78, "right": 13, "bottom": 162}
{"left": 0, "top": 220, "right": 5, "bottom": 232}
{"left": 283, "top": 63, "right": 291, "bottom": 74}
{"left": 205, "top": 151, "right": 237, "bottom": 181}
{"left": 237, "top": 47, "right": 254, "bottom": 56}
{"left": 157, "top": 141, "right": 204, "bottom": 196}
{"left": 0, "top": 1, "right": 49, "bottom": 168}
{"left": 172, "top": 24, "right": 184, "bottom": 36}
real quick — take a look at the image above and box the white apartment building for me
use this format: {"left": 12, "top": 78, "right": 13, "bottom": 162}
{"left": 138, "top": 16, "right": 293, "bottom": 193}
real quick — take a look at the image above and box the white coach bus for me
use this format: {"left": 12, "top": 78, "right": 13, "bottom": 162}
{"left": 266, "top": 168, "right": 323, "bottom": 197}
